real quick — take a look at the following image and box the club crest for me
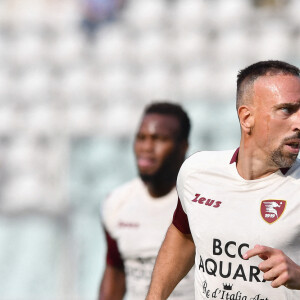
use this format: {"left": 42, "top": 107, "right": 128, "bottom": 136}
{"left": 260, "top": 200, "right": 286, "bottom": 224}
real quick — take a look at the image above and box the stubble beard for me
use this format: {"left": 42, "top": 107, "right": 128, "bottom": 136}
{"left": 270, "top": 137, "right": 300, "bottom": 168}
{"left": 271, "top": 148, "right": 298, "bottom": 168}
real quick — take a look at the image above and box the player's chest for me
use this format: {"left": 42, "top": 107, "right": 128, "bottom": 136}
{"left": 113, "top": 198, "right": 176, "bottom": 255}
{"left": 184, "top": 174, "right": 300, "bottom": 248}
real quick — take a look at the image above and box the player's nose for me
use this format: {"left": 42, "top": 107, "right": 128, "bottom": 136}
{"left": 292, "top": 109, "right": 300, "bottom": 132}
{"left": 140, "top": 137, "right": 155, "bottom": 152}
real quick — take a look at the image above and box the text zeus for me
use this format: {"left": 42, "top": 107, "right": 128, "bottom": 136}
{"left": 191, "top": 193, "right": 222, "bottom": 208}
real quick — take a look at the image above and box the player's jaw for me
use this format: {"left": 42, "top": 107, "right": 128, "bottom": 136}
{"left": 271, "top": 134, "right": 300, "bottom": 168}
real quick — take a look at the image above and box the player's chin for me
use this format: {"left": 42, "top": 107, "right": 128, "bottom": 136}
{"left": 281, "top": 153, "right": 299, "bottom": 168}
{"left": 139, "top": 169, "right": 158, "bottom": 180}
{"left": 138, "top": 165, "right": 158, "bottom": 175}
{"left": 285, "top": 147, "right": 299, "bottom": 160}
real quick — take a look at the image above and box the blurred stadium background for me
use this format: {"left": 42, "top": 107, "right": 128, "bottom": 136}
{"left": 0, "top": 0, "right": 299, "bottom": 299}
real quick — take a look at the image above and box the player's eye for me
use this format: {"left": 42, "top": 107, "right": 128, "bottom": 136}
{"left": 281, "top": 107, "right": 290, "bottom": 113}
{"left": 280, "top": 106, "right": 295, "bottom": 115}
{"left": 136, "top": 134, "right": 145, "bottom": 141}
{"left": 155, "top": 135, "right": 170, "bottom": 142}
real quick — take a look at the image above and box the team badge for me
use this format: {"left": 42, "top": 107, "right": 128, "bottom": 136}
{"left": 260, "top": 200, "right": 286, "bottom": 224}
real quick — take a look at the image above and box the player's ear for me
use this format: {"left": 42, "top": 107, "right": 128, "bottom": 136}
{"left": 238, "top": 105, "right": 254, "bottom": 135}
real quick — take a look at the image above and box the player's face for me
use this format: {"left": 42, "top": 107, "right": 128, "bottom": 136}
{"left": 134, "top": 113, "right": 183, "bottom": 180}
{"left": 252, "top": 75, "right": 300, "bottom": 168}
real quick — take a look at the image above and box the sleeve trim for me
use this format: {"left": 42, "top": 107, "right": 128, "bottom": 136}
{"left": 172, "top": 198, "right": 191, "bottom": 234}
{"left": 104, "top": 227, "right": 125, "bottom": 270}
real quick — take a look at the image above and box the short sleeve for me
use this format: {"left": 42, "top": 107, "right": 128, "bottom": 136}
{"left": 104, "top": 227, "right": 124, "bottom": 269}
{"left": 172, "top": 198, "right": 191, "bottom": 234}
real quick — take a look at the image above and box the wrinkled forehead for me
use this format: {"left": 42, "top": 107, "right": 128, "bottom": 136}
{"left": 138, "top": 113, "right": 180, "bottom": 136}
{"left": 253, "top": 75, "right": 300, "bottom": 104}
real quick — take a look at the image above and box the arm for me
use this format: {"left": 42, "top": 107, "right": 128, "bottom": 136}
{"left": 146, "top": 224, "right": 195, "bottom": 300}
{"left": 98, "top": 227, "right": 126, "bottom": 300}
{"left": 98, "top": 264, "right": 126, "bottom": 300}
{"left": 244, "top": 244, "right": 300, "bottom": 289}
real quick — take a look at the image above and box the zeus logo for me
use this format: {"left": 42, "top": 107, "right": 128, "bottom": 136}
{"left": 191, "top": 193, "right": 222, "bottom": 208}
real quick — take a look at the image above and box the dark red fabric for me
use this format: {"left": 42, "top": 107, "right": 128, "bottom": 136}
{"left": 280, "top": 167, "right": 289, "bottom": 175}
{"left": 172, "top": 198, "right": 191, "bottom": 234}
{"left": 230, "top": 147, "right": 239, "bottom": 164}
{"left": 104, "top": 227, "right": 124, "bottom": 269}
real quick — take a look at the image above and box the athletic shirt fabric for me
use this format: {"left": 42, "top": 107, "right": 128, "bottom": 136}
{"left": 174, "top": 149, "right": 300, "bottom": 300}
{"left": 101, "top": 178, "right": 195, "bottom": 300}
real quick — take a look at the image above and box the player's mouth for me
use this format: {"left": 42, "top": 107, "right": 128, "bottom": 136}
{"left": 137, "top": 157, "right": 156, "bottom": 169}
{"left": 284, "top": 139, "right": 300, "bottom": 154}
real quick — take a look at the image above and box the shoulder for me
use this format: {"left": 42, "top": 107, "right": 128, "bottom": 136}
{"left": 101, "top": 178, "right": 142, "bottom": 225}
{"left": 178, "top": 149, "right": 235, "bottom": 179}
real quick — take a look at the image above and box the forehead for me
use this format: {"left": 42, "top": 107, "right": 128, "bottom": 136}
{"left": 138, "top": 113, "right": 180, "bottom": 135}
{"left": 254, "top": 75, "right": 300, "bottom": 105}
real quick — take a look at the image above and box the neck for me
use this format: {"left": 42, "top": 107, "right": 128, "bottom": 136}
{"left": 237, "top": 136, "right": 279, "bottom": 180}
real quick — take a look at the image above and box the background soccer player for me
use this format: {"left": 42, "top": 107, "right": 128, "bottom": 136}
{"left": 98, "top": 102, "right": 194, "bottom": 300}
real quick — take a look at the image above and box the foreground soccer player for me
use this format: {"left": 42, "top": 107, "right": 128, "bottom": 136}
{"left": 99, "top": 102, "right": 194, "bottom": 300}
{"left": 146, "top": 60, "right": 300, "bottom": 300}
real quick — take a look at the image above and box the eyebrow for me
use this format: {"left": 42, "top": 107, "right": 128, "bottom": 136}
{"left": 274, "top": 101, "right": 300, "bottom": 109}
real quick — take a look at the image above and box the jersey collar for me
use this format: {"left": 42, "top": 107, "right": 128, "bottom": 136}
{"left": 230, "top": 147, "right": 290, "bottom": 175}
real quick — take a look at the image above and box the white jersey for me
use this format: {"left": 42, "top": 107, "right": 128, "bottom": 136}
{"left": 102, "top": 178, "right": 194, "bottom": 300}
{"left": 176, "top": 149, "right": 300, "bottom": 300}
